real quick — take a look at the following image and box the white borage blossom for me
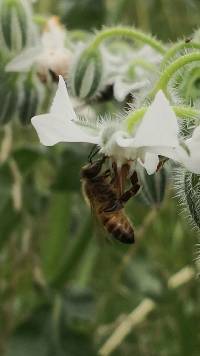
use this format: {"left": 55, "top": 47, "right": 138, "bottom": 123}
{"left": 6, "top": 16, "right": 72, "bottom": 80}
{"left": 31, "top": 75, "right": 200, "bottom": 175}
{"left": 105, "top": 45, "right": 161, "bottom": 102}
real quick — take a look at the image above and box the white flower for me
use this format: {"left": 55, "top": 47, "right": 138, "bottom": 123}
{"left": 175, "top": 126, "right": 200, "bottom": 174}
{"left": 31, "top": 75, "right": 200, "bottom": 175}
{"left": 117, "top": 92, "right": 200, "bottom": 174}
{"left": 6, "top": 17, "right": 72, "bottom": 80}
{"left": 105, "top": 45, "right": 161, "bottom": 102}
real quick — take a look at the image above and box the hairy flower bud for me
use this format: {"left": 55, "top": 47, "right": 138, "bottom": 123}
{"left": 0, "top": 50, "right": 18, "bottom": 124}
{"left": 137, "top": 166, "right": 168, "bottom": 207}
{"left": 181, "top": 170, "right": 200, "bottom": 230}
{"left": 71, "top": 47, "right": 104, "bottom": 99}
{"left": 0, "top": 0, "right": 33, "bottom": 52}
{"left": 180, "top": 65, "right": 200, "bottom": 105}
{"left": 19, "top": 73, "right": 44, "bottom": 125}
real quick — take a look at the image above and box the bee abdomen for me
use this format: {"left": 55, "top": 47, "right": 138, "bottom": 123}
{"left": 102, "top": 214, "right": 134, "bottom": 244}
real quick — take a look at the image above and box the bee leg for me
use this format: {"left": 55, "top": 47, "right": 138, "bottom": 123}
{"left": 104, "top": 172, "right": 140, "bottom": 212}
{"left": 88, "top": 145, "right": 101, "bottom": 163}
{"left": 156, "top": 157, "right": 169, "bottom": 172}
{"left": 129, "top": 170, "right": 138, "bottom": 185}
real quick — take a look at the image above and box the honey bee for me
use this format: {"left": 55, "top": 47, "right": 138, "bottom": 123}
{"left": 81, "top": 157, "right": 140, "bottom": 244}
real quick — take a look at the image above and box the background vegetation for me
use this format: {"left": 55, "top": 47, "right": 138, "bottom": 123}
{"left": 0, "top": 0, "right": 200, "bottom": 355}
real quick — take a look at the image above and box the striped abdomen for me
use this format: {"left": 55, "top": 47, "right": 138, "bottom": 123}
{"left": 83, "top": 177, "right": 135, "bottom": 244}
{"left": 100, "top": 210, "right": 134, "bottom": 244}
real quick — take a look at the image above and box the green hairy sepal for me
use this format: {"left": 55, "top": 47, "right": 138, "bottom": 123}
{"left": 137, "top": 166, "right": 168, "bottom": 207}
{"left": 19, "top": 73, "right": 44, "bottom": 125}
{"left": 0, "top": 49, "right": 18, "bottom": 124}
{"left": 0, "top": 0, "right": 32, "bottom": 52}
{"left": 71, "top": 47, "right": 104, "bottom": 99}
{"left": 175, "top": 168, "right": 200, "bottom": 231}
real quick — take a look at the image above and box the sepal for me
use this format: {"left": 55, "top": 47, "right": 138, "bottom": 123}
{"left": 71, "top": 47, "right": 104, "bottom": 99}
{"left": 0, "top": 0, "right": 33, "bottom": 52}
{"left": 0, "top": 50, "right": 18, "bottom": 124}
{"left": 176, "top": 169, "right": 200, "bottom": 230}
{"left": 18, "top": 72, "right": 44, "bottom": 125}
{"left": 137, "top": 165, "right": 168, "bottom": 207}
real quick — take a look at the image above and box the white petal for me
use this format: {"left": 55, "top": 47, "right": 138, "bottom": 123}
{"left": 146, "top": 146, "right": 178, "bottom": 161}
{"left": 50, "top": 76, "right": 77, "bottom": 120}
{"left": 175, "top": 126, "right": 200, "bottom": 174}
{"left": 139, "top": 152, "right": 159, "bottom": 175}
{"left": 31, "top": 76, "right": 99, "bottom": 146}
{"left": 134, "top": 90, "right": 179, "bottom": 147}
{"left": 31, "top": 114, "right": 99, "bottom": 146}
{"left": 5, "top": 47, "right": 41, "bottom": 72}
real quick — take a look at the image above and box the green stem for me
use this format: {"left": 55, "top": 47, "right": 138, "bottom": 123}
{"left": 161, "top": 41, "right": 200, "bottom": 68}
{"left": 125, "top": 106, "right": 200, "bottom": 133}
{"left": 149, "top": 52, "right": 200, "bottom": 99}
{"left": 90, "top": 27, "right": 166, "bottom": 54}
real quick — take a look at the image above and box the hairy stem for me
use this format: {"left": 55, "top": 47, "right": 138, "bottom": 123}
{"left": 90, "top": 27, "right": 166, "bottom": 54}
{"left": 149, "top": 52, "right": 200, "bottom": 99}
{"left": 161, "top": 41, "right": 200, "bottom": 68}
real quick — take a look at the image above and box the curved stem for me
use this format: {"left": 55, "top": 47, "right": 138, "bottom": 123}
{"left": 90, "top": 27, "right": 166, "bottom": 54}
{"left": 125, "top": 106, "right": 200, "bottom": 133}
{"left": 149, "top": 52, "right": 200, "bottom": 99}
{"left": 161, "top": 41, "right": 200, "bottom": 68}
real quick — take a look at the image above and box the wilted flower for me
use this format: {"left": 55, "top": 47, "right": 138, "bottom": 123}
{"left": 6, "top": 16, "right": 72, "bottom": 81}
{"left": 31, "top": 76, "right": 200, "bottom": 175}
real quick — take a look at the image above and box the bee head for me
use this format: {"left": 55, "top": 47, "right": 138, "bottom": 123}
{"left": 81, "top": 158, "right": 105, "bottom": 179}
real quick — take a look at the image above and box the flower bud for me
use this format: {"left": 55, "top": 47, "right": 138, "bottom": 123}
{"left": 36, "top": 48, "right": 72, "bottom": 83}
{"left": 182, "top": 170, "right": 200, "bottom": 230}
{"left": 0, "top": 0, "right": 33, "bottom": 52}
{"left": 19, "top": 73, "right": 44, "bottom": 125}
{"left": 0, "top": 50, "right": 18, "bottom": 124}
{"left": 178, "top": 65, "right": 200, "bottom": 105}
{"left": 137, "top": 166, "right": 168, "bottom": 207}
{"left": 71, "top": 47, "right": 104, "bottom": 99}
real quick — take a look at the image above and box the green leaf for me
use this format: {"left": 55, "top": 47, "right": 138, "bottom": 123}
{"left": 0, "top": 161, "right": 20, "bottom": 248}
{"left": 12, "top": 146, "right": 43, "bottom": 175}
{"left": 61, "top": 0, "right": 105, "bottom": 30}
{"left": 40, "top": 192, "right": 73, "bottom": 282}
{"left": 0, "top": 198, "right": 20, "bottom": 249}
{"left": 52, "top": 216, "right": 93, "bottom": 288}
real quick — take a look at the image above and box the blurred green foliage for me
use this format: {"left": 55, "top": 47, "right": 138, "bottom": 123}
{"left": 1, "top": 0, "right": 200, "bottom": 356}
{"left": 37, "top": 0, "right": 200, "bottom": 41}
